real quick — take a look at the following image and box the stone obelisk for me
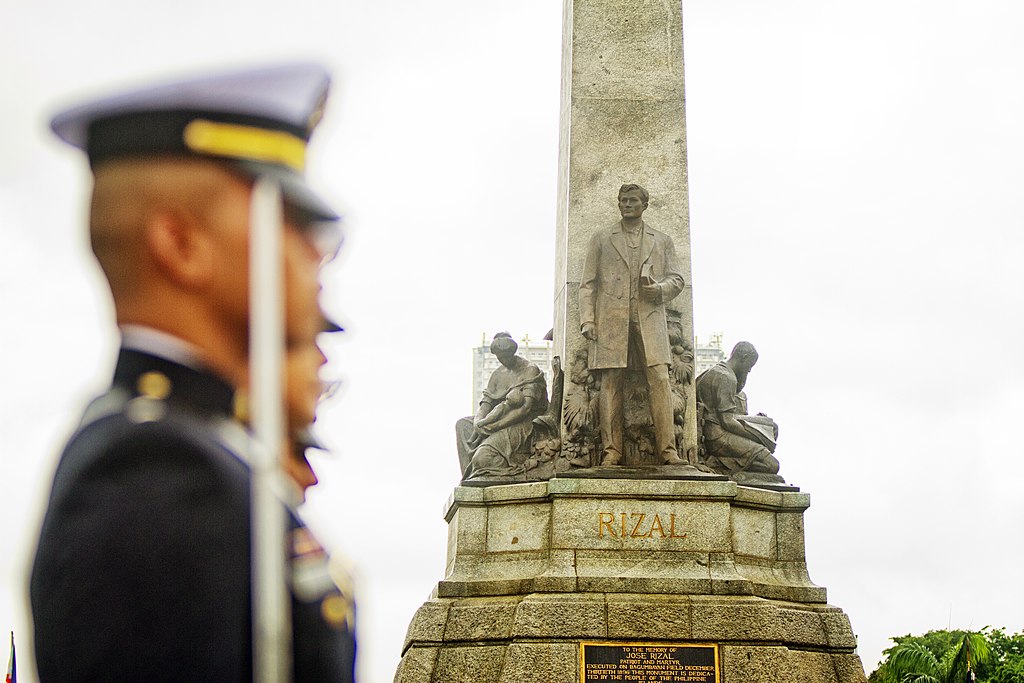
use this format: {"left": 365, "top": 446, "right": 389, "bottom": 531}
{"left": 553, "top": 0, "right": 698, "bottom": 461}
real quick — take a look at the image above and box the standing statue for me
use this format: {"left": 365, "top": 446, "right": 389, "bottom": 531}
{"left": 695, "top": 341, "right": 782, "bottom": 482}
{"left": 579, "top": 183, "right": 687, "bottom": 466}
{"left": 456, "top": 333, "right": 549, "bottom": 480}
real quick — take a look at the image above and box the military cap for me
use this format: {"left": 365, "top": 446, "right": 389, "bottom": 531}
{"left": 50, "top": 63, "right": 338, "bottom": 223}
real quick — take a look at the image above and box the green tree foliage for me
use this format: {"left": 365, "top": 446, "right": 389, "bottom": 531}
{"left": 986, "top": 629, "right": 1024, "bottom": 683}
{"left": 869, "top": 628, "right": 1024, "bottom": 683}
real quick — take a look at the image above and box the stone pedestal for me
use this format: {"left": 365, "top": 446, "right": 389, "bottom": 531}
{"left": 395, "top": 478, "right": 866, "bottom": 682}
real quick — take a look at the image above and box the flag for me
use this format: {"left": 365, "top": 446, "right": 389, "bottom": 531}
{"left": 5, "top": 632, "right": 14, "bottom": 683}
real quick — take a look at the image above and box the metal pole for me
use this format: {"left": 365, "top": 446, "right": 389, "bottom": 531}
{"left": 249, "top": 177, "right": 292, "bottom": 683}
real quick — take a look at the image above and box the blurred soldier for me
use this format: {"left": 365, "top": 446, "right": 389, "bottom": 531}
{"left": 285, "top": 429, "right": 324, "bottom": 503}
{"left": 30, "top": 65, "right": 356, "bottom": 682}
{"left": 282, "top": 315, "right": 341, "bottom": 503}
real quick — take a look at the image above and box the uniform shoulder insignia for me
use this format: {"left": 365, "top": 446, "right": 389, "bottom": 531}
{"left": 137, "top": 371, "right": 172, "bottom": 399}
{"left": 125, "top": 371, "right": 172, "bottom": 424}
{"left": 291, "top": 527, "right": 356, "bottom": 632}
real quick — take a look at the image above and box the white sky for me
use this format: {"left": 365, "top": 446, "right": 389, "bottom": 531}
{"left": 2, "top": 1, "right": 1023, "bottom": 681}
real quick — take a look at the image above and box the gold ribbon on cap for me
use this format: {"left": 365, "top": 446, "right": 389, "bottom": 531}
{"left": 183, "top": 119, "right": 306, "bottom": 172}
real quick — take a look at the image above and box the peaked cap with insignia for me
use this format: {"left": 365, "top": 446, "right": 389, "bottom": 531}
{"left": 51, "top": 63, "right": 338, "bottom": 222}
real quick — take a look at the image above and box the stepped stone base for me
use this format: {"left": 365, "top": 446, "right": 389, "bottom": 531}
{"left": 395, "top": 478, "right": 866, "bottom": 683}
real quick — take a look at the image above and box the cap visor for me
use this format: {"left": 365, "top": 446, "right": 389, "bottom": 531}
{"left": 233, "top": 160, "right": 339, "bottom": 223}
{"left": 295, "top": 427, "right": 330, "bottom": 453}
{"left": 321, "top": 316, "right": 344, "bottom": 333}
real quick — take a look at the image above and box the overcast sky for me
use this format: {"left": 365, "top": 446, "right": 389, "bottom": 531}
{"left": 3, "top": 1, "right": 1024, "bottom": 681}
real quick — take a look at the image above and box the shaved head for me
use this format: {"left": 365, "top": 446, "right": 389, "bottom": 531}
{"left": 88, "top": 156, "right": 259, "bottom": 384}
{"left": 87, "top": 155, "right": 326, "bottom": 388}
{"left": 89, "top": 157, "right": 242, "bottom": 298}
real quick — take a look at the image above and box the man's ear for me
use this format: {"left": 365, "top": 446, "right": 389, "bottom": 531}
{"left": 143, "top": 209, "right": 215, "bottom": 289}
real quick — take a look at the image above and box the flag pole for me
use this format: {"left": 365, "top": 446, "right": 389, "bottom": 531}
{"left": 6, "top": 631, "right": 15, "bottom": 683}
{"left": 250, "top": 177, "right": 292, "bottom": 683}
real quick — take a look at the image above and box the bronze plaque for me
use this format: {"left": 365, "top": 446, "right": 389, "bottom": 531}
{"left": 580, "top": 642, "right": 719, "bottom": 682}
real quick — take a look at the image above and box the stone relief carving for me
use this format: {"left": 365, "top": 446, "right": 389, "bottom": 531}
{"left": 560, "top": 347, "right": 601, "bottom": 467}
{"left": 525, "top": 354, "right": 565, "bottom": 480}
{"left": 667, "top": 321, "right": 697, "bottom": 464}
{"left": 694, "top": 341, "right": 784, "bottom": 485}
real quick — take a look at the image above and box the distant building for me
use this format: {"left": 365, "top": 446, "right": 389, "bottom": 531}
{"left": 471, "top": 333, "right": 555, "bottom": 413}
{"left": 695, "top": 333, "right": 726, "bottom": 377}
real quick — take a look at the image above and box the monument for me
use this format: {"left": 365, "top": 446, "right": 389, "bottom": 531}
{"left": 396, "top": 1, "right": 867, "bottom": 681}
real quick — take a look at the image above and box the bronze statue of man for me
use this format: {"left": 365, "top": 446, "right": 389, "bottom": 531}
{"left": 695, "top": 341, "right": 781, "bottom": 479}
{"left": 579, "top": 184, "right": 686, "bottom": 466}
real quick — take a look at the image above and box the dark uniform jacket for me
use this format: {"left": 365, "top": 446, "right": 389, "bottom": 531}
{"left": 31, "top": 346, "right": 356, "bottom": 682}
